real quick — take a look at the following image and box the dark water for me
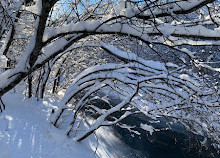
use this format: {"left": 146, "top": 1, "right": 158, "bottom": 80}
{"left": 112, "top": 115, "right": 219, "bottom": 158}
{"left": 89, "top": 99, "right": 220, "bottom": 158}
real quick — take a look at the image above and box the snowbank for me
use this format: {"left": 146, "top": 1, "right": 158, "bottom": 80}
{"left": 0, "top": 93, "right": 95, "bottom": 158}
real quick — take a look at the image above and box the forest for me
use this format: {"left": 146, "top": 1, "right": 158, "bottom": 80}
{"left": 0, "top": 0, "right": 219, "bottom": 157}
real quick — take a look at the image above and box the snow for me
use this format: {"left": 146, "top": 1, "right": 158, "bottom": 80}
{"left": 100, "top": 42, "right": 167, "bottom": 71}
{"left": 16, "top": 16, "right": 40, "bottom": 71}
{"left": 113, "top": 1, "right": 136, "bottom": 18}
{"left": 75, "top": 90, "right": 137, "bottom": 141}
{"left": 142, "top": 0, "right": 212, "bottom": 17}
{"left": 0, "top": 93, "right": 135, "bottom": 158}
{"left": 0, "top": 55, "right": 8, "bottom": 68}
{"left": 43, "top": 21, "right": 101, "bottom": 42}
{"left": 0, "top": 69, "right": 22, "bottom": 91}
{"left": 43, "top": 21, "right": 151, "bottom": 44}
{"left": 140, "top": 123, "right": 154, "bottom": 135}
{"left": 25, "top": 0, "right": 42, "bottom": 15}
{"left": 0, "top": 93, "right": 95, "bottom": 158}
{"left": 34, "top": 37, "right": 68, "bottom": 67}
{"left": 0, "top": 28, "right": 12, "bottom": 56}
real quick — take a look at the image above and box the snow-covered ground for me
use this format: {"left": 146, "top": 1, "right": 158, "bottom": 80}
{"left": 0, "top": 92, "right": 141, "bottom": 158}
{"left": 0, "top": 92, "right": 96, "bottom": 158}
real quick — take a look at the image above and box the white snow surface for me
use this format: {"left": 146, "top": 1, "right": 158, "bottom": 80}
{"left": 0, "top": 93, "right": 95, "bottom": 158}
{"left": 25, "top": 0, "right": 42, "bottom": 15}
{"left": 0, "top": 55, "right": 8, "bottom": 69}
{"left": 140, "top": 123, "right": 155, "bottom": 135}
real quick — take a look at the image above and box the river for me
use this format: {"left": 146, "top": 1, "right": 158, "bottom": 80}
{"left": 89, "top": 98, "right": 220, "bottom": 158}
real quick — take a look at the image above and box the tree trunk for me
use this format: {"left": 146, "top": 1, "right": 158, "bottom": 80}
{"left": 28, "top": 74, "right": 32, "bottom": 98}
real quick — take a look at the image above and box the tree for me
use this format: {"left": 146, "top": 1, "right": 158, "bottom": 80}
{"left": 0, "top": 0, "right": 219, "bottom": 148}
